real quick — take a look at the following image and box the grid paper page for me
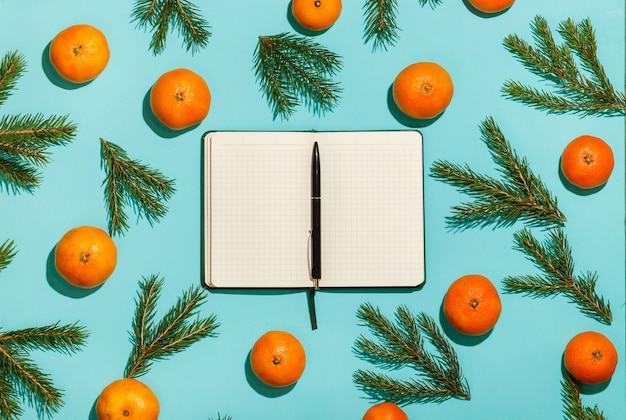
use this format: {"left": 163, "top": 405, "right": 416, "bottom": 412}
{"left": 320, "top": 132, "right": 423, "bottom": 287}
{"left": 209, "top": 132, "right": 312, "bottom": 288}
{"left": 204, "top": 131, "right": 424, "bottom": 288}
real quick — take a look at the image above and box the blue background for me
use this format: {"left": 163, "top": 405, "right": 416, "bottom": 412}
{"left": 0, "top": 0, "right": 624, "bottom": 419}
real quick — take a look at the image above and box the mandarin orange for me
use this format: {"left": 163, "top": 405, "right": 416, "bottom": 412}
{"left": 291, "top": 0, "right": 342, "bottom": 31}
{"left": 49, "top": 24, "right": 110, "bottom": 83}
{"left": 392, "top": 62, "right": 454, "bottom": 119}
{"left": 149, "top": 68, "right": 211, "bottom": 130}
{"left": 467, "top": 0, "right": 515, "bottom": 13}
{"left": 564, "top": 331, "right": 618, "bottom": 385}
{"left": 560, "top": 135, "right": 614, "bottom": 189}
{"left": 362, "top": 401, "right": 409, "bottom": 420}
{"left": 54, "top": 226, "right": 117, "bottom": 288}
{"left": 250, "top": 330, "right": 306, "bottom": 387}
{"left": 443, "top": 274, "right": 502, "bottom": 336}
{"left": 95, "top": 377, "right": 160, "bottom": 420}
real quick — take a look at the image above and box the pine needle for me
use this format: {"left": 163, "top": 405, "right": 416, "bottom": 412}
{"left": 502, "top": 15, "right": 626, "bottom": 116}
{"left": 100, "top": 138, "right": 176, "bottom": 237}
{"left": 0, "top": 322, "right": 88, "bottom": 419}
{"left": 363, "top": 0, "right": 443, "bottom": 51}
{"left": 353, "top": 303, "right": 470, "bottom": 404}
{"left": 124, "top": 275, "right": 219, "bottom": 379}
{"left": 430, "top": 117, "right": 566, "bottom": 230}
{"left": 503, "top": 227, "right": 612, "bottom": 325}
{"left": 561, "top": 373, "right": 606, "bottom": 420}
{"left": 131, "top": 0, "right": 211, "bottom": 55}
{"left": 253, "top": 33, "right": 343, "bottom": 120}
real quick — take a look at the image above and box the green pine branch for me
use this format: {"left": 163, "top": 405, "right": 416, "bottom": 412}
{"left": 131, "top": 0, "right": 211, "bottom": 55}
{"left": 363, "top": 0, "right": 400, "bottom": 51}
{"left": 353, "top": 303, "right": 470, "bottom": 404}
{"left": 418, "top": 1, "right": 443, "bottom": 8}
{"left": 363, "top": 0, "right": 443, "bottom": 51}
{"left": 100, "top": 138, "right": 176, "bottom": 237}
{"left": 124, "top": 274, "right": 219, "bottom": 379}
{"left": 0, "top": 239, "right": 17, "bottom": 273}
{"left": 561, "top": 373, "right": 606, "bottom": 420}
{"left": 0, "top": 322, "right": 88, "bottom": 419}
{"left": 431, "top": 117, "right": 566, "bottom": 230}
{"left": 0, "top": 51, "right": 25, "bottom": 108}
{"left": 253, "top": 32, "right": 343, "bottom": 120}
{"left": 502, "top": 15, "right": 626, "bottom": 116}
{"left": 208, "top": 414, "right": 232, "bottom": 420}
{"left": 0, "top": 51, "right": 77, "bottom": 194}
{"left": 503, "top": 227, "right": 612, "bottom": 325}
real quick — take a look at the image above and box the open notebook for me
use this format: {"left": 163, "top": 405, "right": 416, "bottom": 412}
{"left": 203, "top": 131, "right": 425, "bottom": 289}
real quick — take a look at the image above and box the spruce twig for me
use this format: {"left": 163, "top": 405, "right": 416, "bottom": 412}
{"left": 561, "top": 373, "right": 606, "bottom": 420}
{"left": 502, "top": 15, "right": 626, "bottom": 116}
{"left": 0, "top": 51, "right": 77, "bottom": 193}
{"left": 100, "top": 138, "right": 176, "bottom": 237}
{"left": 431, "top": 117, "right": 566, "bottom": 230}
{"left": 419, "top": 1, "right": 443, "bottom": 8}
{"left": 131, "top": 0, "right": 211, "bottom": 55}
{"left": 0, "top": 322, "right": 88, "bottom": 419}
{"left": 353, "top": 303, "right": 470, "bottom": 404}
{"left": 503, "top": 227, "right": 612, "bottom": 325}
{"left": 363, "top": 0, "right": 443, "bottom": 51}
{"left": 0, "top": 51, "right": 25, "bottom": 107}
{"left": 253, "top": 33, "right": 343, "bottom": 120}
{"left": 0, "top": 239, "right": 17, "bottom": 273}
{"left": 363, "top": 0, "right": 400, "bottom": 51}
{"left": 124, "top": 275, "right": 219, "bottom": 379}
{"left": 208, "top": 414, "right": 232, "bottom": 420}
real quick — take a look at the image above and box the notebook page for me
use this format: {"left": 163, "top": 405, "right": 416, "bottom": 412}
{"left": 318, "top": 131, "right": 424, "bottom": 287}
{"left": 208, "top": 132, "right": 313, "bottom": 288}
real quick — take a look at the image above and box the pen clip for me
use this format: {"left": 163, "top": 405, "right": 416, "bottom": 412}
{"left": 306, "top": 229, "right": 318, "bottom": 330}
{"left": 307, "top": 230, "right": 319, "bottom": 288}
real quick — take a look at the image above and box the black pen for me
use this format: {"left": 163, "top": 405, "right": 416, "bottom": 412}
{"left": 308, "top": 142, "right": 321, "bottom": 330}
{"left": 311, "top": 141, "right": 321, "bottom": 288}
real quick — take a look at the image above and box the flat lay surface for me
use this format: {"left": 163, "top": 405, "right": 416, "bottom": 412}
{"left": 0, "top": 1, "right": 624, "bottom": 419}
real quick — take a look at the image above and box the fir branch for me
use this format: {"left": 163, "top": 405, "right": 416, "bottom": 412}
{"left": 419, "top": 0, "right": 443, "bottom": 6}
{"left": 0, "top": 113, "right": 76, "bottom": 193}
{"left": 0, "top": 372, "right": 22, "bottom": 420}
{"left": 0, "top": 51, "right": 26, "bottom": 108}
{"left": 208, "top": 414, "right": 232, "bottom": 420}
{"left": 131, "top": 0, "right": 211, "bottom": 55}
{"left": 0, "top": 239, "right": 17, "bottom": 273}
{"left": 0, "top": 322, "right": 88, "bottom": 419}
{"left": 431, "top": 117, "right": 566, "bottom": 230}
{"left": 363, "top": 1, "right": 442, "bottom": 51}
{"left": 124, "top": 274, "right": 219, "bottom": 379}
{"left": 0, "top": 51, "right": 77, "bottom": 194}
{"left": 0, "top": 114, "right": 76, "bottom": 159}
{"left": 363, "top": 0, "right": 399, "bottom": 51}
{"left": 503, "top": 227, "right": 612, "bottom": 324}
{"left": 253, "top": 33, "right": 343, "bottom": 120}
{"left": 353, "top": 303, "right": 470, "bottom": 404}
{"left": 502, "top": 15, "right": 626, "bottom": 116}
{"left": 0, "top": 322, "right": 88, "bottom": 353}
{"left": 0, "top": 346, "right": 60, "bottom": 419}
{"left": 100, "top": 138, "right": 176, "bottom": 237}
{"left": 561, "top": 373, "right": 606, "bottom": 420}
